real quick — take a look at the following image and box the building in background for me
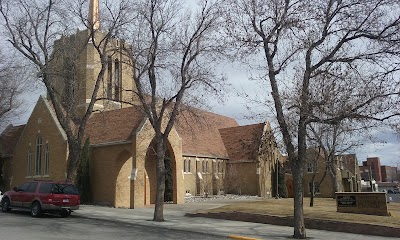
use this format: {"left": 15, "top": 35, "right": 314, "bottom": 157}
{"left": 380, "top": 165, "right": 398, "bottom": 182}
{"left": 359, "top": 157, "right": 383, "bottom": 182}
{"left": 337, "top": 154, "right": 362, "bottom": 192}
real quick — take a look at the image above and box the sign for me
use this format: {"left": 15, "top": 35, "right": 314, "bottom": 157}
{"left": 337, "top": 195, "right": 356, "bottom": 207}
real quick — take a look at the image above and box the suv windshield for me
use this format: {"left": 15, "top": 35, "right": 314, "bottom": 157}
{"left": 51, "top": 184, "right": 79, "bottom": 195}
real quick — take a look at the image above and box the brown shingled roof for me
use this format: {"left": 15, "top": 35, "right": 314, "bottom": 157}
{"left": 85, "top": 106, "right": 239, "bottom": 158}
{"left": 0, "top": 124, "right": 25, "bottom": 156}
{"left": 85, "top": 107, "right": 146, "bottom": 145}
{"left": 175, "top": 108, "right": 239, "bottom": 158}
{"left": 219, "top": 123, "right": 265, "bottom": 162}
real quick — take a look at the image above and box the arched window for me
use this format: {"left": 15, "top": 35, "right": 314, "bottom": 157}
{"left": 184, "top": 159, "right": 187, "bottom": 173}
{"left": 35, "top": 134, "right": 42, "bottom": 176}
{"left": 114, "top": 59, "right": 120, "bottom": 101}
{"left": 26, "top": 146, "right": 32, "bottom": 177}
{"left": 205, "top": 161, "right": 208, "bottom": 173}
{"left": 188, "top": 160, "right": 191, "bottom": 173}
{"left": 107, "top": 56, "right": 113, "bottom": 99}
{"left": 44, "top": 143, "right": 50, "bottom": 176}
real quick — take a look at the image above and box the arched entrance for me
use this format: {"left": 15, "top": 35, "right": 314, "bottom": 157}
{"left": 144, "top": 139, "right": 177, "bottom": 205}
{"left": 114, "top": 149, "right": 132, "bottom": 208}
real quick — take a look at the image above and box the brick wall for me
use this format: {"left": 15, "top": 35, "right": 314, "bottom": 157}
{"left": 12, "top": 97, "right": 68, "bottom": 187}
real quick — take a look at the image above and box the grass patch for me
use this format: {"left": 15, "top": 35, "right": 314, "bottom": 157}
{"left": 204, "top": 198, "right": 400, "bottom": 228}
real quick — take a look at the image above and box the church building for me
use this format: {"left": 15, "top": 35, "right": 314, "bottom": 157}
{"left": 0, "top": 0, "right": 280, "bottom": 208}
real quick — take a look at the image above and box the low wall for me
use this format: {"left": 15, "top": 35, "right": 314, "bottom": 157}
{"left": 335, "top": 192, "right": 389, "bottom": 216}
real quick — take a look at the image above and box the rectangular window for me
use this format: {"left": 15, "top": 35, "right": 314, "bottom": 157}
{"left": 39, "top": 182, "right": 53, "bottom": 193}
{"left": 114, "top": 59, "right": 120, "bottom": 101}
{"left": 307, "top": 161, "right": 317, "bottom": 173}
{"left": 26, "top": 146, "right": 32, "bottom": 177}
{"left": 107, "top": 56, "right": 112, "bottom": 99}
{"left": 44, "top": 143, "right": 49, "bottom": 176}
{"left": 27, "top": 182, "right": 38, "bottom": 193}
{"left": 35, "top": 135, "right": 42, "bottom": 176}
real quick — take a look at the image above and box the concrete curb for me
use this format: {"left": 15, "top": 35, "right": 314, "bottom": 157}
{"left": 227, "top": 235, "right": 261, "bottom": 240}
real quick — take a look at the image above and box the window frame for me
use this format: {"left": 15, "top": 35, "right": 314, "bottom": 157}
{"left": 44, "top": 143, "right": 50, "bottom": 176}
{"left": 26, "top": 146, "right": 32, "bottom": 177}
{"left": 35, "top": 135, "right": 42, "bottom": 176}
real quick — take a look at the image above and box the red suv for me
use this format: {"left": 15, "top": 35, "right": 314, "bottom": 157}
{"left": 1, "top": 181, "right": 80, "bottom": 217}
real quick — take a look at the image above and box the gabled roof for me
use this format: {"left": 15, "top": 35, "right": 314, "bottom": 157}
{"left": 85, "top": 107, "right": 146, "bottom": 145}
{"left": 85, "top": 106, "right": 239, "bottom": 158}
{"left": 0, "top": 124, "right": 25, "bottom": 156}
{"left": 219, "top": 123, "right": 265, "bottom": 162}
{"left": 175, "top": 108, "right": 239, "bottom": 158}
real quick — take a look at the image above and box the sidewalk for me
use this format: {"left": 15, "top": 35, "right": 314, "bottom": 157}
{"left": 72, "top": 200, "right": 397, "bottom": 240}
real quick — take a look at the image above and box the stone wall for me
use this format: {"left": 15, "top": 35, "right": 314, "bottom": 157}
{"left": 336, "top": 192, "right": 389, "bottom": 216}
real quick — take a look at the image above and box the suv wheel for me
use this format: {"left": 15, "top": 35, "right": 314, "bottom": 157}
{"left": 1, "top": 198, "right": 11, "bottom": 212}
{"left": 31, "top": 202, "right": 42, "bottom": 217}
{"left": 60, "top": 210, "right": 71, "bottom": 218}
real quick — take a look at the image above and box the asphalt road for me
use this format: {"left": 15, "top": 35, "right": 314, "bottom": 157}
{"left": 388, "top": 193, "right": 400, "bottom": 203}
{"left": 0, "top": 210, "right": 221, "bottom": 240}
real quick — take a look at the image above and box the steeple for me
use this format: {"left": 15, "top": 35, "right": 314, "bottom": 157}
{"left": 88, "top": 0, "right": 100, "bottom": 30}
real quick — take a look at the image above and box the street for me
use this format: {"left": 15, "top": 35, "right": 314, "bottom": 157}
{"left": 388, "top": 193, "right": 400, "bottom": 203}
{"left": 0, "top": 210, "right": 220, "bottom": 240}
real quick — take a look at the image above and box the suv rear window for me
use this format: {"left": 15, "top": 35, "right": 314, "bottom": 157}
{"left": 39, "top": 183, "right": 53, "bottom": 193}
{"left": 52, "top": 184, "right": 79, "bottom": 195}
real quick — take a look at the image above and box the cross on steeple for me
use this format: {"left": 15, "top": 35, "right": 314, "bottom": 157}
{"left": 88, "top": 0, "right": 100, "bottom": 30}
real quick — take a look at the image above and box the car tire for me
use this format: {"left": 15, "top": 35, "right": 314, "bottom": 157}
{"left": 1, "top": 198, "right": 11, "bottom": 212}
{"left": 31, "top": 201, "right": 42, "bottom": 217}
{"left": 60, "top": 210, "right": 71, "bottom": 218}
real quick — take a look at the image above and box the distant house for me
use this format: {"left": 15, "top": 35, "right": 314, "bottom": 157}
{"left": 359, "top": 157, "right": 382, "bottom": 182}
{"left": 380, "top": 165, "right": 398, "bottom": 182}
{"left": 285, "top": 149, "right": 361, "bottom": 198}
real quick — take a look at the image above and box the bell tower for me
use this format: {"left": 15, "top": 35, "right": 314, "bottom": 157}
{"left": 88, "top": 0, "right": 100, "bottom": 30}
{"left": 48, "top": 0, "right": 135, "bottom": 115}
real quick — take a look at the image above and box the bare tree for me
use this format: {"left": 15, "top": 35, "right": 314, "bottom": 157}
{"left": 224, "top": 0, "right": 400, "bottom": 238}
{"left": 0, "top": 49, "right": 31, "bottom": 128}
{"left": 224, "top": 163, "right": 249, "bottom": 195}
{"left": 124, "top": 0, "right": 225, "bottom": 221}
{"left": 307, "top": 121, "right": 366, "bottom": 198}
{"left": 0, "top": 0, "right": 131, "bottom": 180}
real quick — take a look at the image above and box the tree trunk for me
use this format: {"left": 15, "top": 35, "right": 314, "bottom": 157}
{"left": 310, "top": 181, "right": 314, "bottom": 207}
{"left": 66, "top": 142, "right": 81, "bottom": 182}
{"left": 292, "top": 158, "right": 306, "bottom": 238}
{"left": 293, "top": 119, "right": 307, "bottom": 238}
{"left": 328, "top": 164, "right": 339, "bottom": 197}
{"left": 153, "top": 137, "right": 166, "bottom": 221}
